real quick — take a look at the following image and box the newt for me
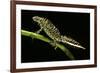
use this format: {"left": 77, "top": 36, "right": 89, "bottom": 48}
{"left": 32, "top": 16, "right": 85, "bottom": 49}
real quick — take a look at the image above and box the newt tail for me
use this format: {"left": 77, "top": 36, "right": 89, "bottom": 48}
{"left": 61, "top": 36, "right": 86, "bottom": 49}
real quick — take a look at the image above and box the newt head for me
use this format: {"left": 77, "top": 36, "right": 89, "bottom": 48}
{"left": 32, "top": 16, "right": 43, "bottom": 24}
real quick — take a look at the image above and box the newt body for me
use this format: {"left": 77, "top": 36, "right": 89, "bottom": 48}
{"left": 32, "top": 16, "right": 85, "bottom": 49}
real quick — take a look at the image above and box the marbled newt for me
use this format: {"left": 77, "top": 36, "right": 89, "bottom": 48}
{"left": 32, "top": 16, "right": 85, "bottom": 49}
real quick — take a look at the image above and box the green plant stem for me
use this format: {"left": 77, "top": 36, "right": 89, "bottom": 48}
{"left": 21, "top": 29, "right": 75, "bottom": 60}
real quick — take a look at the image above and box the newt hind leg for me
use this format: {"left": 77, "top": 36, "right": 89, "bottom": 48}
{"left": 50, "top": 40, "right": 58, "bottom": 50}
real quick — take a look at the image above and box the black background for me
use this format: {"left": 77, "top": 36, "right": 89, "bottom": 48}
{"left": 21, "top": 10, "right": 90, "bottom": 63}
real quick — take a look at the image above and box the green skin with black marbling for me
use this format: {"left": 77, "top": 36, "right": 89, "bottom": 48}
{"left": 32, "top": 16, "right": 85, "bottom": 49}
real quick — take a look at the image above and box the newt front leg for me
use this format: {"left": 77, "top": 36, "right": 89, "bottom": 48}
{"left": 31, "top": 27, "right": 43, "bottom": 40}
{"left": 36, "top": 27, "right": 43, "bottom": 34}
